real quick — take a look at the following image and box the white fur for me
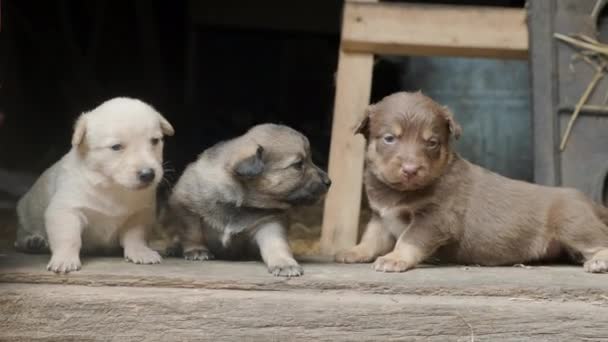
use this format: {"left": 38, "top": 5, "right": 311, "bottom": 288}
{"left": 15, "top": 97, "right": 174, "bottom": 273}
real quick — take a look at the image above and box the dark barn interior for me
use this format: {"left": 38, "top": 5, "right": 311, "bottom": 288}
{"left": 1, "top": 0, "right": 526, "bottom": 175}
{"left": 1, "top": 0, "right": 527, "bottom": 211}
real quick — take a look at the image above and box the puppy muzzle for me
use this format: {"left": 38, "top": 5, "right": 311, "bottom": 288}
{"left": 286, "top": 170, "right": 331, "bottom": 205}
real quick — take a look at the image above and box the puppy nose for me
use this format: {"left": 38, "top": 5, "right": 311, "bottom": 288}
{"left": 137, "top": 168, "right": 156, "bottom": 184}
{"left": 400, "top": 163, "right": 420, "bottom": 178}
{"left": 319, "top": 171, "right": 332, "bottom": 188}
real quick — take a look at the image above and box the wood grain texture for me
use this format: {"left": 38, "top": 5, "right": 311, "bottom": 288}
{"left": 320, "top": 50, "right": 373, "bottom": 255}
{"left": 2, "top": 252, "right": 608, "bottom": 302}
{"left": 342, "top": 2, "right": 528, "bottom": 59}
{"left": 2, "top": 252, "right": 608, "bottom": 341}
{"left": 2, "top": 284, "right": 608, "bottom": 342}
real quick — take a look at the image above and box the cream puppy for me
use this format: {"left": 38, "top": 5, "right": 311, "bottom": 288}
{"left": 15, "top": 97, "right": 174, "bottom": 273}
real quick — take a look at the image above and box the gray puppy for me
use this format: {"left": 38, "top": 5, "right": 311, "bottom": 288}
{"left": 162, "top": 124, "right": 331, "bottom": 277}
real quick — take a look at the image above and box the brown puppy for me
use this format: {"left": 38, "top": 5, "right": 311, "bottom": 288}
{"left": 336, "top": 91, "right": 608, "bottom": 273}
{"left": 163, "top": 124, "right": 331, "bottom": 277}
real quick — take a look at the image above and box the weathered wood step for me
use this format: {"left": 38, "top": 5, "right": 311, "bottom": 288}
{"left": 1, "top": 252, "right": 607, "bottom": 301}
{"left": 1, "top": 251, "right": 608, "bottom": 341}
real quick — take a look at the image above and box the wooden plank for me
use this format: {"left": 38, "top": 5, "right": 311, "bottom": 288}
{"left": 342, "top": 2, "right": 529, "bottom": 59}
{"left": 320, "top": 50, "right": 373, "bottom": 256}
{"left": 3, "top": 284, "right": 608, "bottom": 341}
{"left": 529, "top": 0, "right": 560, "bottom": 186}
{"left": 2, "top": 252, "right": 608, "bottom": 301}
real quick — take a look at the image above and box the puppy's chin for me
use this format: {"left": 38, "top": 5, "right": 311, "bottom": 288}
{"left": 131, "top": 182, "right": 157, "bottom": 191}
{"left": 285, "top": 183, "right": 329, "bottom": 206}
{"left": 387, "top": 180, "right": 426, "bottom": 192}
{"left": 286, "top": 195, "right": 322, "bottom": 206}
{"left": 111, "top": 178, "right": 158, "bottom": 191}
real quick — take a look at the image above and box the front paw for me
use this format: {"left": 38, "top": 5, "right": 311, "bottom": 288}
{"left": 184, "top": 248, "right": 214, "bottom": 261}
{"left": 47, "top": 253, "right": 81, "bottom": 273}
{"left": 24, "top": 234, "right": 50, "bottom": 253}
{"left": 267, "top": 257, "right": 303, "bottom": 277}
{"left": 584, "top": 258, "right": 608, "bottom": 273}
{"left": 124, "top": 246, "right": 162, "bottom": 264}
{"left": 335, "top": 246, "right": 375, "bottom": 264}
{"left": 373, "top": 253, "right": 414, "bottom": 273}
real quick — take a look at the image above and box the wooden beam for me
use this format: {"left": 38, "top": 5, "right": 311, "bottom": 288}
{"left": 4, "top": 283, "right": 608, "bottom": 341}
{"left": 342, "top": 2, "right": 529, "bottom": 59}
{"left": 529, "top": 0, "right": 560, "bottom": 186}
{"left": 320, "top": 50, "right": 373, "bottom": 255}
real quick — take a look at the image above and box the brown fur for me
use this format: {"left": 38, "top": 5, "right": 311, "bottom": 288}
{"left": 336, "top": 91, "right": 608, "bottom": 273}
{"left": 162, "top": 124, "right": 331, "bottom": 277}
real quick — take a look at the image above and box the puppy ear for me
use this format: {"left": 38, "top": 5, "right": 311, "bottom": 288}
{"left": 71, "top": 114, "right": 87, "bottom": 146}
{"left": 233, "top": 145, "right": 265, "bottom": 178}
{"left": 442, "top": 106, "right": 462, "bottom": 140}
{"left": 159, "top": 114, "right": 175, "bottom": 136}
{"left": 354, "top": 105, "right": 373, "bottom": 137}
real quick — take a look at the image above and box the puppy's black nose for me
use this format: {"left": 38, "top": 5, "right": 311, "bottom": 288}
{"left": 320, "top": 172, "right": 332, "bottom": 188}
{"left": 137, "top": 168, "right": 155, "bottom": 184}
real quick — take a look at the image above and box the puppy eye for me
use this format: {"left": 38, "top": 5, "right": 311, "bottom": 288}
{"left": 426, "top": 139, "right": 440, "bottom": 149}
{"left": 110, "top": 144, "right": 123, "bottom": 151}
{"left": 292, "top": 160, "right": 304, "bottom": 170}
{"left": 382, "top": 134, "right": 396, "bottom": 145}
{"left": 151, "top": 138, "right": 161, "bottom": 146}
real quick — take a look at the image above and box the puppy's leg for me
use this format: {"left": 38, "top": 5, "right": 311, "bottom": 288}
{"left": 335, "top": 215, "right": 394, "bottom": 263}
{"left": 15, "top": 197, "right": 50, "bottom": 253}
{"left": 373, "top": 218, "right": 449, "bottom": 273}
{"left": 178, "top": 211, "right": 214, "bottom": 261}
{"left": 556, "top": 198, "right": 608, "bottom": 273}
{"left": 45, "top": 209, "right": 83, "bottom": 273}
{"left": 254, "top": 221, "right": 302, "bottom": 277}
{"left": 121, "top": 210, "right": 162, "bottom": 265}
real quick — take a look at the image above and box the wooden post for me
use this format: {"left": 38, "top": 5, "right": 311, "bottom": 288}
{"left": 528, "top": 0, "right": 560, "bottom": 186}
{"left": 321, "top": 50, "right": 373, "bottom": 255}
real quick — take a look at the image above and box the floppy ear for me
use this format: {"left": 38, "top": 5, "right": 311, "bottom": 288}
{"left": 71, "top": 114, "right": 87, "bottom": 146}
{"left": 354, "top": 105, "right": 373, "bottom": 137}
{"left": 233, "top": 145, "right": 265, "bottom": 178}
{"left": 159, "top": 114, "right": 175, "bottom": 136}
{"left": 442, "top": 106, "right": 462, "bottom": 140}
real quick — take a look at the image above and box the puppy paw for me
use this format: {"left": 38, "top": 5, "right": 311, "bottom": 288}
{"left": 18, "top": 234, "right": 50, "bottom": 253}
{"left": 184, "top": 248, "right": 214, "bottom": 261}
{"left": 124, "top": 246, "right": 162, "bottom": 264}
{"left": 47, "top": 254, "right": 81, "bottom": 274}
{"left": 373, "top": 253, "right": 413, "bottom": 273}
{"left": 27, "top": 235, "right": 49, "bottom": 251}
{"left": 335, "top": 247, "right": 375, "bottom": 264}
{"left": 267, "top": 258, "right": 303, "bottom": 277}
{"left": 163, "top": 245, "right": 182, "bottom": 257}
{"left": 584, "top": 258, "right": 608, "bottom": 273}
